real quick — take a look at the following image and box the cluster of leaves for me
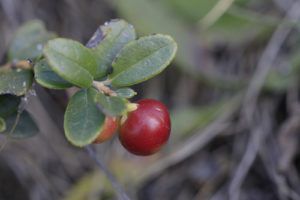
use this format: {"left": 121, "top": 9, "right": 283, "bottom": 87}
{"left": 0, "top": 20, "right": 53, "bottom": 139}
{"left": 0, "top": 19, "right": 177, "bottom": 147}
{"left": 113, "top": 0, "right": 300, "bottom": 142}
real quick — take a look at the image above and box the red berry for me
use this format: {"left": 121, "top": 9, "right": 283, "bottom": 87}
{"left": 93, "top": 116, "right": 118, "bottom": 144}
{"left": 119, "top": 99, "right": 171, "bottom": 156}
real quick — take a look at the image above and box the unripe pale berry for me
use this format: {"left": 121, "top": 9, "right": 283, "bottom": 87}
{"left": 93, "top": 116, "right": 118, "bottom": 144}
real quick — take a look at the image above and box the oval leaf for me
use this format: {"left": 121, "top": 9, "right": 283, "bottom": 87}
{"left": 0, "top": 95, "right": 21, "bottom": 118}
{"left": 96, "top": 91, "right": 127, "bottom": 116}
{"left": 34, "top": 59, "right": 73, "bottom": 89}
{"left": 44, "top": 38, "right": 97, "bottom": 88}
{"left": 64, "top": 88, "right": 105, "bottom": 146}
{"left": 115, "top": 88, "right": 137, "bottom": 98}
{"left": 109, "top": 34, "right": 177, "bottom": 87}
{"left": 87, "top": 19, "right": 136, "bottom": 78}
{"left": 0, "top": 69, "right": 33, "bottom": 96}
{"left": 1, "top": 111, "right": 39, "bottom": 139}
{"left": 8, "top": 20, "right": 56, "bottom": 61}
{"left": 0, "top": 117, "right": 6, "bottom": 132}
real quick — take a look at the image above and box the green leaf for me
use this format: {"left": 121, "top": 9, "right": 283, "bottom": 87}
{"left": 96, "top": 91, "right": 127, "bottom": 116}
{"left": 1, "top": 111, "right": 39, "bottom": 139}
{"left": 114, "top": 0, "right": 256, "bottom": 89}
{"left": 87, "top": 19, "right": 136, "bottom": 78}
{"left": 0, "top": 69, "right": 33, "bottom": 96}
{"left": 109, "top": 34, "right": 177, "bottom": 87}
{"left": 64, "top": 88, "right": 105, "bottom": 147}
{"left": 0, "top": 95, "right": 21, "bottom": 118}
{"left": 34, "top": 59, "right": 73, "bottom": 89}
{"left": 0, "top": 117, "right": 6, "bottom": 132}
{"left": 115, "top": 88, "right": 137, "bottom": 98}
{"left": 115, "top": 0, "right": 200, "bottom": 80}
{"left": 44, "top": 38, "right": 97, "bottom": 88}
{"left": 8, "top": 20, "right": 56, "bottom": 61}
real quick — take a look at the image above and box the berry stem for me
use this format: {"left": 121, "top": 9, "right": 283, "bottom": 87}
{"left": 93, "top": 80, "right": 117, "bottom": 96}
{"left": 120, "top": 103, "right": 138, "bottom": 125}
{"left": 85, "top": 146, "right": 131, "bottom": 200}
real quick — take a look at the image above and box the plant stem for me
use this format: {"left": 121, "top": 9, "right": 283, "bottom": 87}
{"left": 85, "top": 146, "right": 131, "bottom": 200}
{"left": 93, "top": 80, "right": 117, "bottom": 96}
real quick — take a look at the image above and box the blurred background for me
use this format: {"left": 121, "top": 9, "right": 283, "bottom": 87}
{"left": 1, "top": 0, "right": 300, "bottom": 199}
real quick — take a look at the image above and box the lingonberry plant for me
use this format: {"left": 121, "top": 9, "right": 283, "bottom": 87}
{"left": 0, "top": 19, "right": 177, "bottom": 155}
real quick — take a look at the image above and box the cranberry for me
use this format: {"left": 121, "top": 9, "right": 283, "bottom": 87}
{"left": 119, "top": 99, "right": 171, "bottom": 156}
{"left": 93, "top": 116, "right": 118, "bottom": 144}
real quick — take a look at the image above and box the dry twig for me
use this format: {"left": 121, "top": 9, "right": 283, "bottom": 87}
{"left": 242, "top": 1, "right": 300, "bottom": 124}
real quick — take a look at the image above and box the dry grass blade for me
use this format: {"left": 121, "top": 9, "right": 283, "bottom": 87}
{"left": 199, "top": 0, "right": 235, "bottom": 29}
{"left": 242, "top": 1, "right": 300, "bottom": 124}
{"left": 85, "top": 146, "right": 131, "bottom": 200}
{"left": 144, "top": 94, "right": 242, "bottom": 180}
{"left": 229, "top": 101, "right": 273, "bottom": 200}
